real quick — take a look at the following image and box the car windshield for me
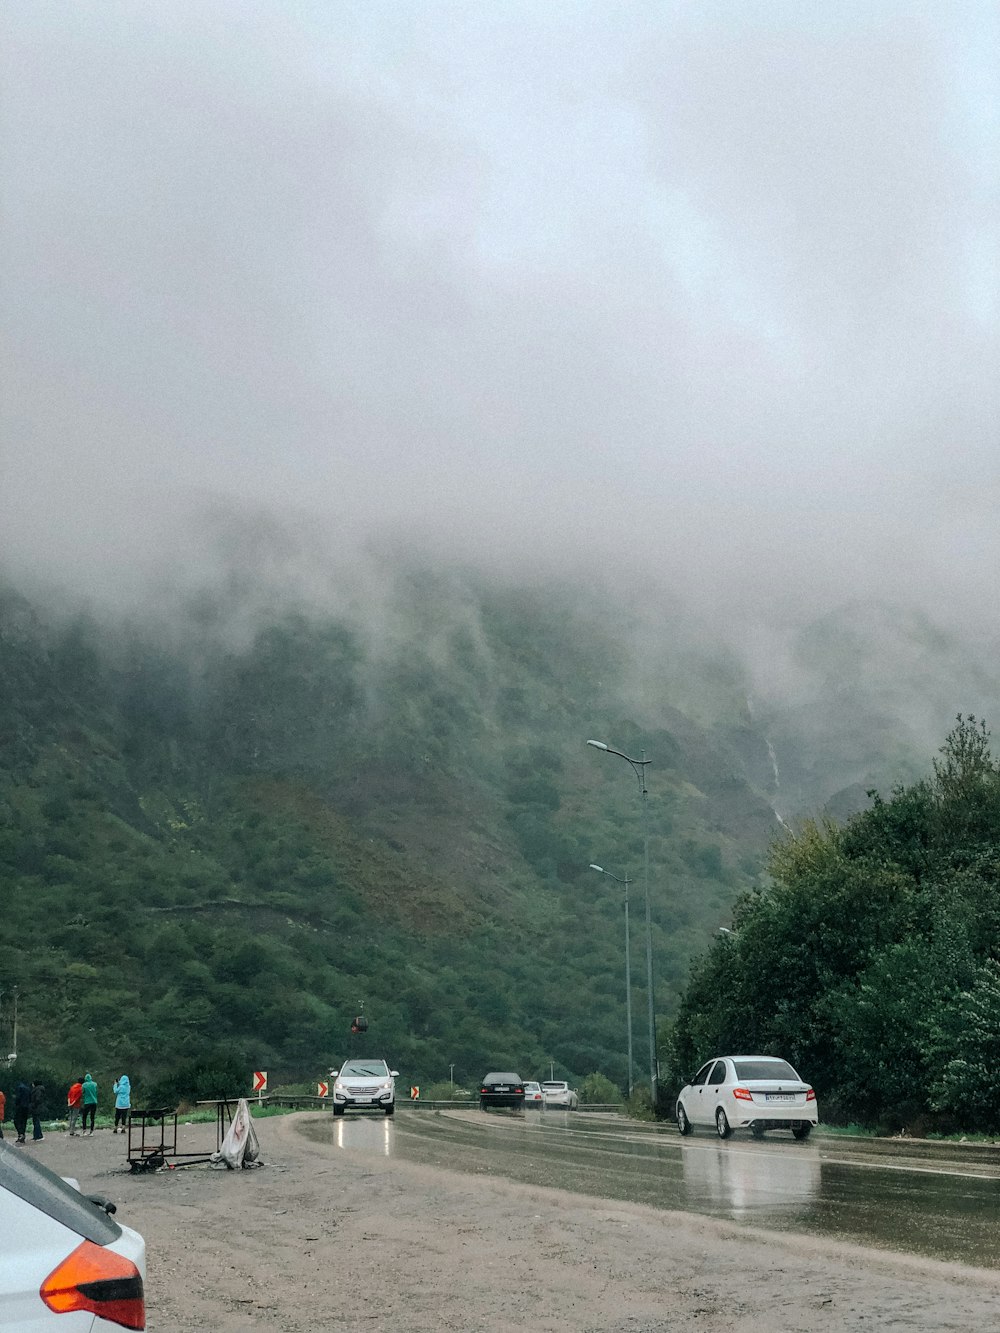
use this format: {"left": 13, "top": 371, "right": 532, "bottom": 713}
{"left": 732, "top": 1059, "right": 799, "bottom": 1081}
{"left": 484, "top": 1073, "right": 520, "bottom": 1083}
{"left": 542, "top": 1082, "right": 566, "bottom": 1090}
{"left": 340, "top": 1061, "right": 389, "bottom": 1077}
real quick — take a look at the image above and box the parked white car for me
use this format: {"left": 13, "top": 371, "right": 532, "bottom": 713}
{"left": 523, "top": 1081, "right": 544, "bottom": 1108}
{"left": 541, "top": 1080, "right": 579, "bottom": 1110}
{"left": 675, "top": 1055, "right": 818, "bottom": 1140}
{"left": 0, "top": 1138, "right": 146, "bottom": 1329}
{"left": 331, "top": 1058, "right": 399, "bottom": 1116}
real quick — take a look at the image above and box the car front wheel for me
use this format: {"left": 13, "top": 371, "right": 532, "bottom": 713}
{"left": 792, "top": 1123, "right": 812, "bottom": 1140}
{"left": 384, "top": 1103, "right": 395, "bottom": 1116}
{"left": 677, "top": 1104, "right": 692, "bottom": 1136}
{"left": 716, "top": 1108, "right": 732, "bottom": 1139}
{"left": 333, "top": 1104, "right": 344, "bottom": 1117}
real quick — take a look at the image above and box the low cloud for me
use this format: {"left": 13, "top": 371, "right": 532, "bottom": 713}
{"left": 2, "top": 1, "right": 997, "bottom": 633}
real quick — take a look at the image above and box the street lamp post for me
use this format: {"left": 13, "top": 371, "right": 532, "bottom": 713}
{"left": 589, "top": 863, "right": 634, "bottom": 1098}
{"left": 588, "top": 739, "right": 658, "bottom": 1104}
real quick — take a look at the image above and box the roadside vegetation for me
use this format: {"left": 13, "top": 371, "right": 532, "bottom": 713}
{"left": 667, "top": 717, "right": 1000, "bottom": 1136}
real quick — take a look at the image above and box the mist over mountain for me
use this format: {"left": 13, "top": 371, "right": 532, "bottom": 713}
{"left": 3, "top": 4, "right": 999, "bottom": 1100}
{"left": 3, "top": 1, "right": 998, "bottom": 637}
{"left": 4, "top": 541, "right": 999, "bottom": 1100}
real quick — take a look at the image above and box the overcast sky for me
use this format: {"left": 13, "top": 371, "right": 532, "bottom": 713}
{"left": 2, "top": 1, "right": 998, "bottom": 628}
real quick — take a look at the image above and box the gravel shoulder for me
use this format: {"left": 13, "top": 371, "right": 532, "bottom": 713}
{"left": 22, "top": 1112, "right": 1000, "bottom": 1332}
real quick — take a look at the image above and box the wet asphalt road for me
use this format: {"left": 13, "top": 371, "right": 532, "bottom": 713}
{"left": 314, "top": 1108, "right": 1000, "bottom": 1270}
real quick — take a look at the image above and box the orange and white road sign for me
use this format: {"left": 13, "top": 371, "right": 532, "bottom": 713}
{"left": 317, "top": 1081, "right": 329, "bottom": 1098}
{"left": 410, "top": 1086, "right": 420, "bottom": 1100}
{"left": 252, "top": 1070, "right": 267, "bottom": 1094}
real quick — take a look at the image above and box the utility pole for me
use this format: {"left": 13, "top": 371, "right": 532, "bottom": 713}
{"left": 588, "top": 740, "right": 658, "bottom": 1105}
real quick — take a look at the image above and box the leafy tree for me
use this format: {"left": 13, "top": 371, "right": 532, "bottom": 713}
{"left": 929, "top": 959, "right": 1000, "bottom": 1131}
{"left": 579, "top": 1072, "right": 621, "bottom": 1103}
{"left": 671, "top": 718, "right": 1000, "bottom": 1131}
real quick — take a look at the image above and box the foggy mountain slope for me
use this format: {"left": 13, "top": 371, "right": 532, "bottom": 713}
{"left": 747, "top": 602, "right": 1000, "bottom": 819}
{"left": 4, "top": 562, "right": 999, "bottom": 1096}
{"left": 0, "top": 568, "right": 783, "bottom": 1091}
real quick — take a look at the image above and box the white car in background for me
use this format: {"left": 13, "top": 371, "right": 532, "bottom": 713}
{"left": 676, "top": 1055, "right": 818, "bottom": 1140}
{"left": 0, "top": 1138, "right": 146, "bottom": 1329}
{"left": 541, "top": 1080, "right": 579, "bottom": 1110}
{"left": 523, "top": 1080, "right": 544, "bottom": 1108}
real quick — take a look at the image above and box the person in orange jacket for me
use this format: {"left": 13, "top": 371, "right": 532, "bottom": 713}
{"left": 67, "top": 1078, "right": 83, "bottom": 1136}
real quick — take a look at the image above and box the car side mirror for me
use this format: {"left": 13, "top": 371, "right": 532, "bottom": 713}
{"left": 329, "top": 1069, "right": 339, "bottom": 1077}
{"left": 390, "top": 1070, "right": 399, "bottom": 1078}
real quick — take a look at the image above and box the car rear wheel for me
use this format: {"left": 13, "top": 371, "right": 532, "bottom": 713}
{"left": 751, "top": 1123, "right": 766, "bottom": 1139}
{"left": 792, "top": 1123, "right": 812, "bottom": 1140}
{"left": 715, "top": 1108, "right": 732, "bottom": 1139}
{"left": 676, "top": 1104, "right": 692, "bottom": 1136}
{"left": 480, "top": 1098, "right": 488, "bottom": 1111}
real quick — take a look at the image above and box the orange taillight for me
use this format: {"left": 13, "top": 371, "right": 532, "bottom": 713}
{"left": 806, "top": 1088, "right": 816, "bottom": 1101}
{"left": 733, "top": 1087, "right": 753, "bottom": 1102}
{"left": 41, "top": 1239, "right": 145, "bottom": 1330}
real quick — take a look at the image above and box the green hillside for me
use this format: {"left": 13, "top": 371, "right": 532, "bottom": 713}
{"left": 0, "top": 571, "right": 779, "bottom": 1107}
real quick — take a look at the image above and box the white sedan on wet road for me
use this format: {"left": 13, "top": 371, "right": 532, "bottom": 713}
{"left": 675, "top": 1055, "right": 818, "bottom": 1140}
{"left": 541, "top": 1080, "right": 579, "bottom": 1110}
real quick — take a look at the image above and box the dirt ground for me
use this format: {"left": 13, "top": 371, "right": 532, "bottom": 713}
{"left": 22, "top": 1111, "right": 1000, "bottom": 1332}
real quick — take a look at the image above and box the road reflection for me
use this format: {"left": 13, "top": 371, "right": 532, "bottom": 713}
{"left": 680, "top": 1139, "right": 821, "bottom": 1217}
{"left": 301, "top": 1109, "right": 1000, "bottom": 1268}
{"left": 331, "top": 1112, "right": 393, "bottom": 1156}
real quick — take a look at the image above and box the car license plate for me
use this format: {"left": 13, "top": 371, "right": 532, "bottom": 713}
{"left": 354, "top": 1096, "right": 372, "bottom": 1103}
{"left": 766, "top": 1093, "right": 794, "bottom": 1103}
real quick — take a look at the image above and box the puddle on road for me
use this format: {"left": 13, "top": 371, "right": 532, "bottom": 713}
{"left": 300, "top": 1110, "right": 1000, "bottom": 1269}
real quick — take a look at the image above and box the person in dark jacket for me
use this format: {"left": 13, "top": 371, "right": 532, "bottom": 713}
{"left": 30, "top": 1081, "right": 44, "bottom": 1141}
{"left": 13, "top": 1080, "right": 31, "bottom": 1143}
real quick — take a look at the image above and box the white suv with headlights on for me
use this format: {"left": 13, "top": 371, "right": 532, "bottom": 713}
{"left": 331, "top": 1058, "right": 399, "bottom": 1116}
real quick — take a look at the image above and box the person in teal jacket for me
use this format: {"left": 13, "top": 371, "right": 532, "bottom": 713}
{"left": 80, "top": 1073, "right": 98, "bottom": 1135}
{"left": 112, "top": 1074, "right": 131, "bottom": 1133}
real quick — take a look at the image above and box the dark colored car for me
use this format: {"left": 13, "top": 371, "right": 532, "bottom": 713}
{"left": 479, "top": 1072, "right": 525, "bottom": 1111}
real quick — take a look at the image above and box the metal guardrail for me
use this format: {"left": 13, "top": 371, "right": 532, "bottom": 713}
{"left": 206, "top": 1095, "right": 626, "bottom": 1113}
{"left": 405, "top": 1100, "right": 624, "bottom": 1113}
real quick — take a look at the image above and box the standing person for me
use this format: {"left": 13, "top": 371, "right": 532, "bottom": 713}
{"left": 13, "top": 1079, "right": 31, "bottom": 1144}
{"left": 0, "top": 1086, "right": 6, "bottom": 1138}
{"left": 80, "top": 1072, "right": 98, "bottom": 1135}
{"left": 67, "top": 1078, "right": 83, "bottom": 1136}
{"left": 30, "top": 1081, "right": 44, "bottom": 1141}
{"left": 112, "top": 1074, "right": 131, "bottom": 1133}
